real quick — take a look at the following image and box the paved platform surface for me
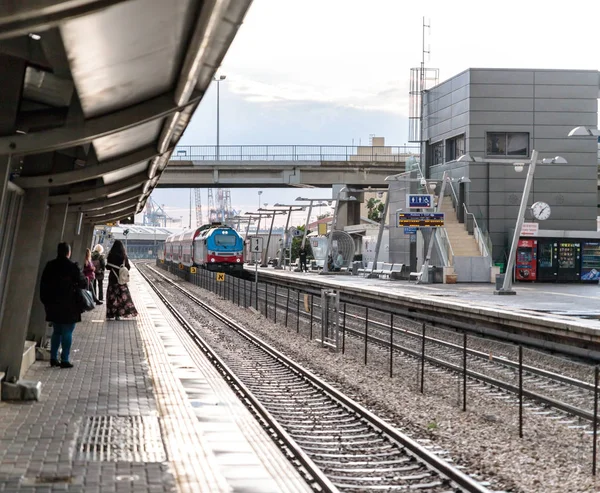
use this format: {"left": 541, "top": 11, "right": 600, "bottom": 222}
{"left": 0, "top": 269, "right": 311, "bottom": 493}
{"left": 248, "top": 266, "right": 600, "bottom": 329}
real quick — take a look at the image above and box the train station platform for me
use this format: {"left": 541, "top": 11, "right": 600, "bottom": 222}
{"left": 0, "top": 269, "right": 311, "bottom": 493}
{"left": 245, "top": 265, "right": 600, "bottom": 359}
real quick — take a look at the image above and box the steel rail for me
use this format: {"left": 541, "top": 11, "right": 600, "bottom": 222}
{"left": 250, "top": 280, "right": 595, "bottom": 421}
{"left": 250, "top": 279, "right": 595, "bottom": 393}
{"left": 146, "top": 264, "right": 492, "bottom": 493}
{"left": 137, "top": 266, "right": 340, "bottom": 493}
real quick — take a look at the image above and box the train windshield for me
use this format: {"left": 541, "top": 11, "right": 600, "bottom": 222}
{"left": 214, "top": 233, "right": 237, "bottom": 246}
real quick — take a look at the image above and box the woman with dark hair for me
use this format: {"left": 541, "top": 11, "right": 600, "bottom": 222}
{"left": 106, "top": 240, "right": 138, "bottom": 320}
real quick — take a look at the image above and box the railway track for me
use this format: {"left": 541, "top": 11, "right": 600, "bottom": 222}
{"left": 139, "top": 264, "right": 492, "bottom": 493}
{"left": 245, "top": 277, "right": 598, "bottom": 424}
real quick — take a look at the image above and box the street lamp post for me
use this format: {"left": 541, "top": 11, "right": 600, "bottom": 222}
{"left": 273, "top": 204, "right": 306, "bottom": 269}
{"left": 457, "top": 151, "right": 567, "bottom": 294}
{"left": 213, "top": 75, "right": 226, "bottom": 160}
{"left": 257, "top": 190, "right": 263, "bottom": 233}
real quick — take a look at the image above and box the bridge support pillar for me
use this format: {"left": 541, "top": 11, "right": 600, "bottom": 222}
{"left": 333, "top": 185, "right": 363, "bottom": 230}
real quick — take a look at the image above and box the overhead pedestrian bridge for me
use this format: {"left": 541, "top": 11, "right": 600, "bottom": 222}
{"left": 160, "top": 144, "right": 420, "bottom": 188}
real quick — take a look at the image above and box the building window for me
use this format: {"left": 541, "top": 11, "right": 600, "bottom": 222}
{"left": 486, "top": 132, "right": 529, "bottom": 157}
{"left": 446, "top": 134, "right": 465, "bottom": 161}
{"left": 430, "top": 141, "right": 444, "bottom": 165}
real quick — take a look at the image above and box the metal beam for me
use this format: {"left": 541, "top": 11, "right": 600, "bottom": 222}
{"left": 47, "top": 171, "right": 148, "bottom": 205}
{"left": 84, "top": 205, "right": 136, "bottom": 225}
{"left": 72, "top": 188, "right": 142, "bottom": 212}
{"left": 13, "top": 145, "right": 162, "bottom": 188}
{"left": 0, "top": 0, "right": 132, "bottom": 40}
{"left": 0, "top": 91, "right": 201, "bottom": 156}
{"left": 83, "top": 199, "right": 138, "bottom": 219}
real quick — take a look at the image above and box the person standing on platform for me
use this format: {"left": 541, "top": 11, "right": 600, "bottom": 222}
{"left": 83, "top": 248, "right": 102, "bottom": 306}
{"left": 106, "top": 240, "right": 138, "bottom": 321}
{"left": 40, "top": 242, "right": 88, "bottom": 368}
{"left": 299, "top": 246, "right": 308, "bottom": 273}
{"left": 92, "top": 244, "right": 106, "bottom": 302}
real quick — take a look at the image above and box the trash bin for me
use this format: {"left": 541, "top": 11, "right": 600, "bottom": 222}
{"left": 494, "top": 263, "right": 505, "bottom": 274}
{"left": 495, "top": 274, "right": 505, "bottom": 290}
{"left": 431, "top": 266, "right": 444, "bottom": 283}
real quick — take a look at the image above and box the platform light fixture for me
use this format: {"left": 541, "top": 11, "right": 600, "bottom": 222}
{"left": 457, "top": 152, "right": 567, "bottom": 295}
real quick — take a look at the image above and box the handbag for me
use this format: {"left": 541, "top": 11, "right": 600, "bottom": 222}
{"left": 76, "top": 288, "right": 95, "bottom": 313}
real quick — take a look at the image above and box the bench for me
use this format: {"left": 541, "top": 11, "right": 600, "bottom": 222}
{"left": 381, "top": 263, "right": 405, "bottom": 280}
{"left": 357, "top": 261, "right": 374, "bottom": 276}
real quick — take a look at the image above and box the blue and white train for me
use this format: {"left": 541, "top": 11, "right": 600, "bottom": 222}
{"left": 164, "top": 223, "right": 244, "bottom": 272}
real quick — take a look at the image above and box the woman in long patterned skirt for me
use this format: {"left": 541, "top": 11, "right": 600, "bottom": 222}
{"left": 105, "top": 240, "right": 138, "bottom": 320}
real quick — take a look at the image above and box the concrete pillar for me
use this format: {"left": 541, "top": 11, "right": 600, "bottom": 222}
{"left": 0, "top": 188, "right": 49, "bottom": 381}
{"left": 79, "top": 223, "right": 94, "bottom": 262}
{"left": 27, "top": 204, "right": 71, "bottom": 344}
{"left": 333, "top": 185, "right": 363, "bottom": 230}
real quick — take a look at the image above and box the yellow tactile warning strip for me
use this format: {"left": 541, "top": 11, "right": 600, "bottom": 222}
{"left": 129, "top": 270, "right": 231, "bottom": 493}
{"left": 130, "top": 268, "right": 313, "bottom": 493}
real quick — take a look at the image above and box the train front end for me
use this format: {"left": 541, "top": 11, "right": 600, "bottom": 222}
{"left": 205, "top": 227, "right": 244, "bottom": 272}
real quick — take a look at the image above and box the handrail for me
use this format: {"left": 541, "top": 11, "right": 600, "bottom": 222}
{"left": 463, "top": 203, "right": 492, "bottom": 259}
{"left": 171, "top": 145, "right": 420, "bottom": 162}
{"left": 437, "top": 227, "right": 454, "bottom": 266}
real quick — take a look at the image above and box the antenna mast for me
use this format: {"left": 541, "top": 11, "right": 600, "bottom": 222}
{"left": 408, "top": 17, "right": 438, "bottom": 175}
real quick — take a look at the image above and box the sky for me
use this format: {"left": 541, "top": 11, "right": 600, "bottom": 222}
{"left": 148, "top": 0, "right": 600, "bottom": 228}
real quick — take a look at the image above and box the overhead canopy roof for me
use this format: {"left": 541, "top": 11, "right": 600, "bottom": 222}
{"left": 0, "top": 0, "right": 252, "bottom": 224}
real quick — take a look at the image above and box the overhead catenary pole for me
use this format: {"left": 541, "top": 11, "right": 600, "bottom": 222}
{"left": 261, "top": 212, "right": 278, "bottom": 267}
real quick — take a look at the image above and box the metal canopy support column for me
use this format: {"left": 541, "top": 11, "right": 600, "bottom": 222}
{"left": 369, "top": 190, "right": 390, "bottom": 278}
{"left": 28, "top": 203, "right": 71, "bottom": 344}
{"left": 261, "top": 213, "right": 277, "bottom": 267}
{"left": 0, "top": 187, "right": 49, "bottom": 382}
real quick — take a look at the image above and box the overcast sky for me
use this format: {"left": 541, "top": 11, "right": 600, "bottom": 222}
{"left": 148, "top": 0, "right": 600, "bottom": 228}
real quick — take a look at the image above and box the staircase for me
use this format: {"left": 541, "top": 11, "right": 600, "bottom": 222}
{"left": 439, "top": 201, "right": 482, "bottom": 256}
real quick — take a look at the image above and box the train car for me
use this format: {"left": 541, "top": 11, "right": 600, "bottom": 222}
{"left": 164, "top": 223, "right": 244, "bottom": 272}
{"left": 194, "top": 225, "right": 244, "bottom": 272}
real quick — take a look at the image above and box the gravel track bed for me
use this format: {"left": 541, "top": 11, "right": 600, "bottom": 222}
{"left": 276, "top": 292, "right": 596, "bottom": 413}
{"left": 143, "top": 265, "right": 600, "bottom": 493}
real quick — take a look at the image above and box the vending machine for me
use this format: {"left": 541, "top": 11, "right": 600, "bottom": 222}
{"left": 556, "top": 241, "right": 581, "bottom": 282}
{"left": 537, "top": 239, "right": 558, "bottom": 281}
{"left": 581, "top": 242, "right": 600, "bottom": 282}
{"left": 515, "top": 239, "right": 537, "bottom": 281}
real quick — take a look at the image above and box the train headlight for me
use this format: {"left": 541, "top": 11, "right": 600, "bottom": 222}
{"left": 210, "top": 258, "right": 215, "bottom": 262}
{"left": 236, "top": 258, "right": 240, "bottom": 263}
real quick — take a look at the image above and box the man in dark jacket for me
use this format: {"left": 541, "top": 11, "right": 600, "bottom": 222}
{"left": 299, "top": 246, "right": 308, "bottom": 272}
{"left": 40, "top": 242, "right": 87, "bottom": 368}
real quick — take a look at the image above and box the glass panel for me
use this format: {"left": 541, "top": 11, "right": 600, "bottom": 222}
{"left": 486, "top": 133, "right": 506, "bottom": 155}
{"left": 507, "top": 132, "right": 529, "bottom": 156}
{"left": 558, "top": 243, "right": 576, "bottom": 269}
{"left": 214, "top": 234, "right": 237, "bottom": 246}
{"left": 538, "top": 243, "right": 553, "bottom": 268}
{"left": 455, "top": 134, "right": 465, "bottom": 158}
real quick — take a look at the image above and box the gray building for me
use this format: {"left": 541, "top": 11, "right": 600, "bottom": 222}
{"left": 422, "top": 68, "right": 600, "bottom": 264}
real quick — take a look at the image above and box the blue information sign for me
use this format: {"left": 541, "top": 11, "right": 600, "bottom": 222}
{"left": 398, "top": 212, "right": 444, "bottom": 228}
{"left": 404, "top": 227, "right": 417, "bottom": 234}
{"left": 406, "top": 194, "right": 434, "bottom": 209}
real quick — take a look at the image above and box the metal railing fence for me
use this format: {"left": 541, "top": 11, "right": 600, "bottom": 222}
{"left": 171, "top": 145, "right": 420, "bottom": 162}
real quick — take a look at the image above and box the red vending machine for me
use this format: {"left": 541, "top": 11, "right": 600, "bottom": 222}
{"left": 516, "top": 239, "right": 537, "bottom": 281}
